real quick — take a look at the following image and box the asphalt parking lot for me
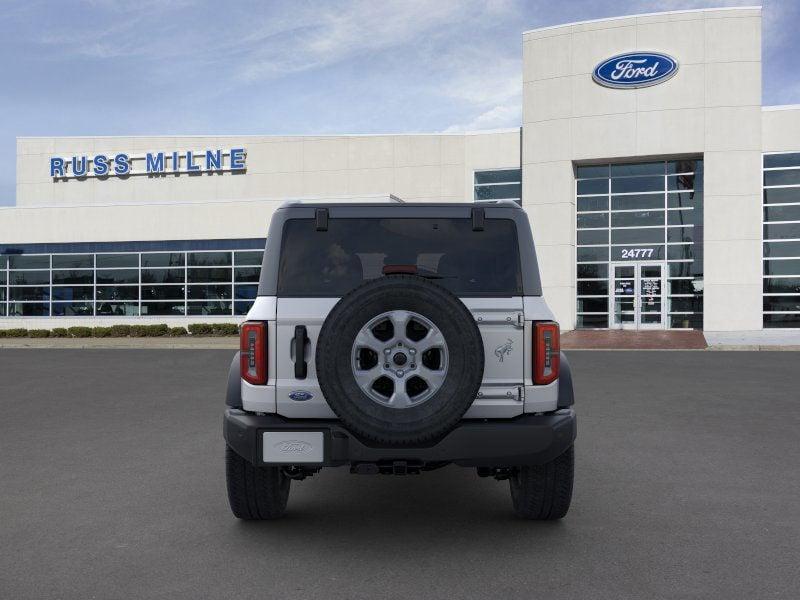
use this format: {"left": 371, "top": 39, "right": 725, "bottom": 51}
{"left": 1, "top": 350, "right": 798, "bottom": 599}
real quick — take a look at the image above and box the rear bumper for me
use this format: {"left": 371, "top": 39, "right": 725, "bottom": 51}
{"left": 223, "top": 408, "right": 576, "bottom": 468}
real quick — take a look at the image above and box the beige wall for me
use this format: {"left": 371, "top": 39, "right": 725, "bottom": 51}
{"left": 763, "top": 106, "right": 800, "bottom": 152}
{"left": 16, "top": 131, "right": 520, "bottom": 210}
{"left": 522, "top": 6, "right": 763, "bottom": 331}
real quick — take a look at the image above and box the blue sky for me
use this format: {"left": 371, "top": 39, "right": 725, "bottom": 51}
{"left": 1, "top": 0, "right": 798, "bottom": 206}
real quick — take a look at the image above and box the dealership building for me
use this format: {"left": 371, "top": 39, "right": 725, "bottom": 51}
{"left": 2, "top": 6, "right": 799, "bottom": 332}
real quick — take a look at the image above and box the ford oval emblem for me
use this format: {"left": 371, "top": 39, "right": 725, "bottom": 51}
{"left": 289, "top": 390, "right": 313, "bottom": 401}
{"left": 593, "top": 52, "right": 678, "bottom": 89}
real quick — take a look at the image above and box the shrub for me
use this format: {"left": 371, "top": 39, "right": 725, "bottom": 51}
{"left": 109, "top": 324, "right": 132, "bottom": 337}
{"left": 67, "top": 326, "right": 93, "bottom": 338}
{"left": 212, "top": 323, "right": 239, "bottom": 336}
{"left": 4, "top": 328, "right": 29, "bottom": 338}
{"left": 188, "top": 323, "right": 214, "bottom": 336}
{"left": 168, "top": 326, "right": 188, "bottom": 336}
{"left": 92, "top": 327, "right": 113, "bottom": 338}
{"left": 28, "top": 329, "right": 51, "bottom": 338}
{"left": 145, "top": 324, "right": 169, "bottom": 337}
{"left": 129, "top": 325, "right": 148, "bottom": 338}
{"left": 51, "top": 328, "right": 69, "bottom": 338}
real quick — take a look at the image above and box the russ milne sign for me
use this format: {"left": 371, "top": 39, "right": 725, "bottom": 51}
{"left": 49, "top": 148, "right": 246, "bottom": 179}
{"left": 592, "top": 52, "right": 678, "bottom": 89}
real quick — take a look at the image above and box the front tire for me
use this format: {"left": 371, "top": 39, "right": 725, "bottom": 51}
{"left": 509, "top": 446, "right": 574, "bottom": 520}
{"left": 225, "top": 446, "right": 290, "bottom": 520}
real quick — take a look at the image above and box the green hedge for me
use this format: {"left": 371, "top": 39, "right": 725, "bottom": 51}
{"left": 0, "top": 323, "right": 239, "bottom": 338}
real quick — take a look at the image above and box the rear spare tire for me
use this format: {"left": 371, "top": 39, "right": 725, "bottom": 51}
{"left": 316, "top": 274, "right": 484, "bottom": 445}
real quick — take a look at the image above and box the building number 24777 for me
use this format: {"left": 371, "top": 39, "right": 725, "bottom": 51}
{"left": 620, "top": 248, "right": 655, "bottom": 259}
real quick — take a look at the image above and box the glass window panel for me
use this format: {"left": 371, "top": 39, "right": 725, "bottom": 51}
{"left": 667, "top": 227, "right": 695, "bottom": 244}
{"left": 187, "top": 301, "right": 232, "bottom": 315}
{"left": 141, "top": 253, "right": 185, "bottom": 268}
{"left": 764, "top": 170, "right": 800, "bottom": 186}
{"left": 577, "top": 246, "right": 609, "bottom": 262}
{"left": 577, "top": 297, "right": 608, "bottom": 312}
{"left": 611, "top": 194, "right": 663, "bottom": 210}
{"left": 188, "top": 251, "right": 231, "bottom": 267}
{"left": 96, "top": 253, "right": 138, "bottom": 268}
{"left": 577, "top": 179, "right": 608, "bottom": 195}
{"left": 234, "top": 267, "right": 260, "bottom": 283}
{"left": 670, "top": 279, "right": 703, "bottom": 295}
{"left": 52, "top": 254, "right": 93, "bottom": 269}
{"left": 668, "top": 209, "right": 699, "bottom": 226}
{"left": 764, "top": 223, "right": 800, "bottom": 240}
{"left": 235, "top": 301, "right": 255, "bottom": 316}
{"left": 0, "top": 288, "right": 5, "bottom": 301}
{"left": 670, "top": 297, "right": 703, "bottom": 312}
{"left": 10, "top": 287, "right": 50, "bottom": 301}
{"left": 187, "top": 267, "right": 231, "bottom": 283}
{"left": 763, "top": 188, "right": 800, "bottom": 204}
{"left": 764, "top": 314, "right": 800, "bottom": 327}
{"left": 577, "top": 314, "right": 609, "bottom": 328}
{"left": 667, "top": 174, "right": 699, "bottom": 191}
{"left": 187, "top": 284, "right": 232, "bottom": 300}
{"left": 614, "top": 265, "right": 635, "bottom": 278}
{"left": 576, "top": 165, "right": 608, "bottom": 179}
{"left": 611, "top": 176, "right": 663, "bottom": 194}
{"left": 611, "top": 245, "right": 665, "bottom": 261}
{"left": 96, "top": 269, "right": 138, "bottom": 284}
{"left": 52, "top": 286, "right": 93, "bottom": 301}
{"left": 140, "top": 301, "right": 185, "bottom": 316}
{"left": 577, "top": 281, "right": 608, "bottom": 295}
{"left": 96, "top": 286, "right": 139, "bottom": 301}
{"left": 9, "top": 255, "right": 49, "bottom": 269}
{"left": 668, "top": 245, "right": 695, "bottom": 261}
{"left": 764, "top": 153, "right": 800, "bottom": 168}
{"left": 577, "top": 196, "right": 608, "bottom": 212}
{"left": 763, "top": 278, "right": 800, "bottom": 294}
{"left": 611, "top": 162, "right": 663, "bottom": 177}
{"left": 52, "top": 302, "right": 94, "bottom": 316}
{"left": 669, "top": 262, "right": 696, "bottom": 277}
{"left": 577, "top": 213, "right": 608, "bottom": 229}
{"left": 764, "top": 205, "right": 800, "bottom": 222}
{"left": 234, "top": 251, "right": 264, "bottom": 266}
{"left": 234, "top": 284, "right": 258, "bottom": 300}
{"left": 611, "top": 228, "right": 664, "bottom": 244}
{"left": 96, "top": 302, "right": 139, "bottom": 316}
{"left": 763, "top": 241, "right": 800, "bottom": 258}
{"left": 475, "top": 183, "right": 521, "bottom": 201}
{"left": 52, "top": 270, "right": 93, "bottom": 284}
{"left": 0, "top": 271, "right": 5, "bottom": 285}
{"left": 670, "top": 314, "right": 703, "bottom": 329}
{"left": 764, "top": 296, "right": 800, "bottom": 312}
{"left": 141, "top": 268, "right": 184, "bottom": 284}
{"left": 474, "top": 169, "right": 521, "bottom": 184}
{"left": 8, "top": 302, "right": 49, "bottom": 316}
{"left": 667, "top": 160, "right": 702, "bottom": 174}
{"left": 667, "top": 191, "right": 702, "bottom": 209}
{"left": 577, "top": 263, "right": 608, "bottom": 279}
{"left": 577, "top": 229, "right": 608, "bottom": 245}
{"left": 10, "top": 270, "right": 50, "bottom": 285}
{"left": 141, "top": 285, "right": 185, "bottom": 300}
{"left": 611, "top": 210, "right": 664, "bottom": 228}
{"left": 0, "top": 305, "right": 5, "bottom": 316}
{"left": 763, "top": 259, "right": 800, "bottom": 276}
{"left": 0, "top": 255, "right": 6, "bottom": 269}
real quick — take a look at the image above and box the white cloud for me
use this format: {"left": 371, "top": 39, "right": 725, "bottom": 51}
{"left": 442, "top": 103, "right": 521, "bottom": 132}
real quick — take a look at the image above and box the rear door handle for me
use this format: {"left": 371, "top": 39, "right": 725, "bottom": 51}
{"left": 293, "top": 325, "right": 308, "bottom": 379}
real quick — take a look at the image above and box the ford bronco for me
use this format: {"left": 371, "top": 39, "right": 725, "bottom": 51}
{"left": 223, "top": 199, "right": 576, "bottom": 519}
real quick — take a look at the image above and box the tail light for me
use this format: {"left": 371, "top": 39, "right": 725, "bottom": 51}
{"left": 533, "top": 322, "right": 560, "bottom": 385}
{"left": 240, "top": 321, "right": 267, "bottom": 385}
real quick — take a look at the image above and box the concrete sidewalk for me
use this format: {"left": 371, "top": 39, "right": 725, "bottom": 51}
{"left": 0, "top": 337, "right": 239, "bottom": 349}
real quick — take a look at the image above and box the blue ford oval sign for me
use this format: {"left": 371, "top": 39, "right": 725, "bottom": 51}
{"left": 593, "top": 52, "right": 678, "bottom": 89}
{"left": 288, "top": 390, "right": 313, "bottom": 402}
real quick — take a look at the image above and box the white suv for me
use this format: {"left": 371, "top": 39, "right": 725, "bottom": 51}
{"left": 224, "top": 200, "right": 576, "bottom": 519}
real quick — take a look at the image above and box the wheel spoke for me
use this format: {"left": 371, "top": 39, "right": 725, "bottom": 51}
{"left": 388, "top": 387, "right": 413, "bottom": 408}
{"left": 418, "top": 327, "right": 446, "bottom": 353}
{"left": 388, "top": 310, "right": 411, "bottom": 343}
{"left": 352, "top": 365, "right": 382, "bottom": 391}
{"left": 354, "top": 329, "right": 382, "bottom": 353}
{"left": 418, "top": 366, "right": 446, "bottom": 391}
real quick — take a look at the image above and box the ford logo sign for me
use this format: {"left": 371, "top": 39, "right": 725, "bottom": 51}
{"left": 288, "top": 390, "right": 313, "bottom": 401}
{"left": 275, "top": 440, "right": 312, "bottom": 453}
{"left": 593, "top": 52, "right": 678, "bottom": 89}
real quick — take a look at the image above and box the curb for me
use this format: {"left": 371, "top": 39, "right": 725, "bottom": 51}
{"left": 0, "top": 338, "right": 239, "bottom": 349}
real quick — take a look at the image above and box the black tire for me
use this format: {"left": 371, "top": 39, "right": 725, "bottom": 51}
{"left": 316, "top": 274, "right": 484, "bottom": 445}
{"left": 509, "top": 446, "right": 574, "bottom": 520}
{"left": 225, "top": 446, "right": 290, "bottom": 520}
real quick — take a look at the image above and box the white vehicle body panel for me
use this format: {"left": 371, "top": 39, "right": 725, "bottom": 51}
{"left": 242, "top": 294, "right": 559, "bottom": 416}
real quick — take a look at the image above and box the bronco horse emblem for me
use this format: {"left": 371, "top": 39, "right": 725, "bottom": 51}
{"left": 494, "top": 338, "right": 514, "bottom": 362}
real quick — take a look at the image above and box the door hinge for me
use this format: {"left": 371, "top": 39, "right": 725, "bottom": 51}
{"left": 516, "top": 312, "right": 525, "bottom": 327}
{"left": 517, "top": 386, "right": 524, "bottom": 402}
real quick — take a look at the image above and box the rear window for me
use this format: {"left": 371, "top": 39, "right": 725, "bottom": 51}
{"left": 277, "top": 218, "right": 522, "bottom": 297}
